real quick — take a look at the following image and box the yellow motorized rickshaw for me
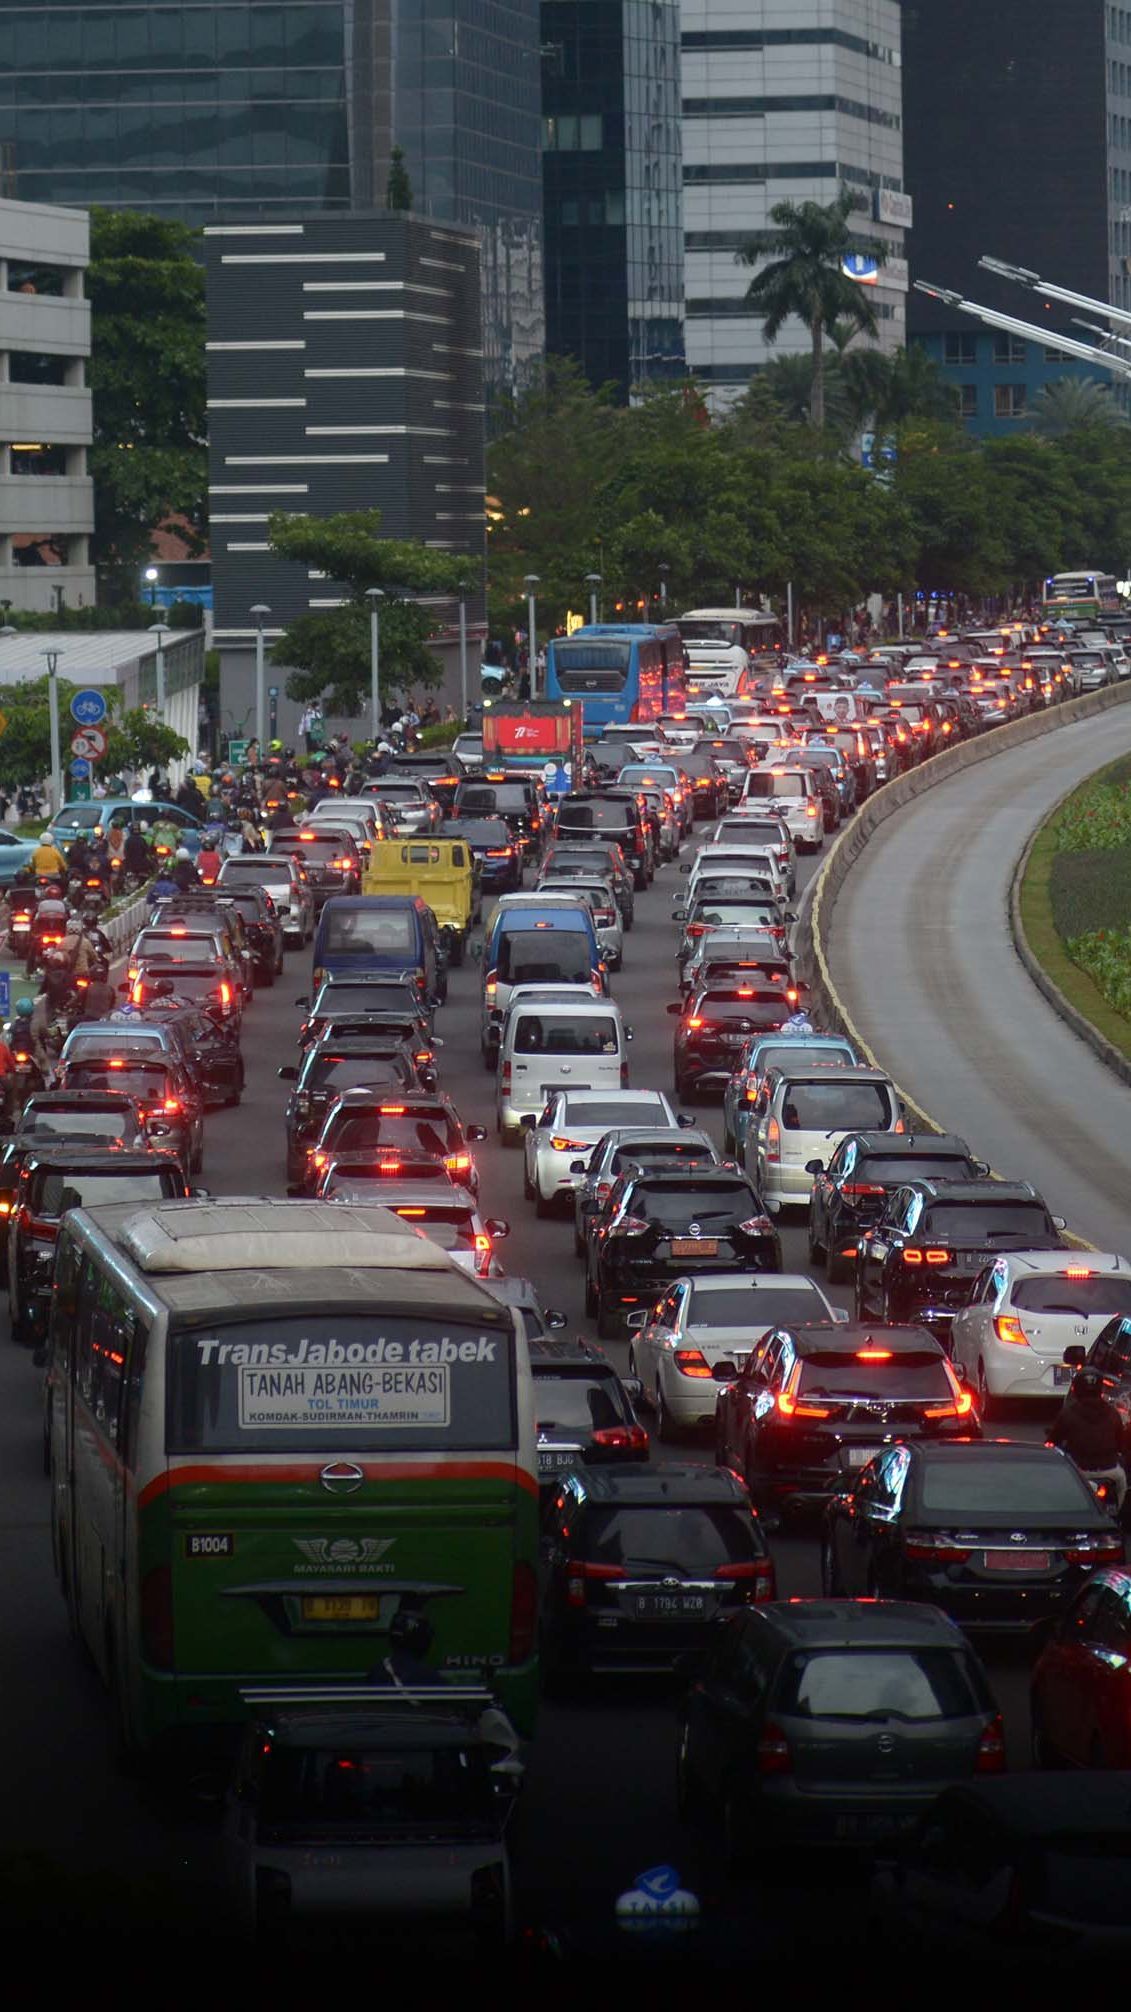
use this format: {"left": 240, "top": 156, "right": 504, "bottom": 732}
{"left": 363, "top": 837, "right": 481, "bottom": 966}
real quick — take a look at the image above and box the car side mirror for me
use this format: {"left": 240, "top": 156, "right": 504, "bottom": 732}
{"left": 623, "top": 1376, "right": 644, "bottom": 1404}
{"left": 569, "top": 1159, "right": 588, "bottom": 1174}
{"left": 679, "top": 863, "right": 690, "bottom": 874}
{"left": 974, "top": 1161, "right": 990, "bottom": 1177}
{"left": 190, "top": 1185, "right": 211, "bottom": 1199}
{"left": 625, "top": 1027, "right": 634, "bottom": 1042}
{"left": 671, "top": 907, "right": 686, "bottom": 922}
{"left": 712, "top": 1361, "right": 738, "bottom": 1382}
{"left": 545, "top": 1309, "right": 568, "bottom": 1330}
{"left": 471, "top": 940, "right": 484, "bottom": 962}
{"left": 676, "top": 1114, "right": 695, "bottom": 1128}
{"left": 665, "top": 1002, "right": 682, "bottom": 1016}
{"left": 419, "top": 1068, "right": 438, "bottom": 1093}
{"left": 832, "top": 1307, "right": 850, "bottom": 1324}
{"left": 1063, "top": 1344, "right": 1087, "bottom": 1369}
{"left": 804, "top": 1158, "right": 824, "bottom": 1175}
{"left": 277, "top": 1065, "right": 298, "bottom": 1081}
{"left": 467, "top": 1125, "right": 487, "bottom": 1142}
{"left": 951, "top": 1360, "right": 969, "bottom": 1384}
{"left": 1052, "top": 1215, "right": 1067, "bottom": 1231}
{"left": 294, "top": 996, "right": 309, "bottom": 1008}
{"left": 624, "top": 1310, "right": 648, "bottom": 1330}
{"left": 486, "top": 1217, "right": 510, "bottom": 1238}
{"left": 432, "top": 1036, "right": 445, "bottom": 1049}
{"left": 520, "top": 1113, "right": 537, "bottom": 1129}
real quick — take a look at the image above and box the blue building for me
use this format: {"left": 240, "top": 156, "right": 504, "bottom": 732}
{"left": 910, "top": 331, "right": 1110, "bottom": 440}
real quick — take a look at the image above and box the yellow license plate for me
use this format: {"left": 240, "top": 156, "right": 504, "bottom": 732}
{"left": 671, "top": 1237, "right": 718, "bottom": 1256}
{"left": 301, "top": 1595, "right": 380, "bottom": 1622}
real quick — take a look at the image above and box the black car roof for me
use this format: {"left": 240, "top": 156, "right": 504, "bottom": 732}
{"left": 570, "top": 1464, "right": 748, "bottom": 1506}
{"left": 777, "top": 1322, "right": 945, "bottom": 1357}
{"left": 528, "top": 1337, "right": 618, "bottom": 1370}
{"left": 845, "top": 1131, "right": 973, "bottom": 1158}
{"left": 630, "top": 1168, "right": 751, "bottom": 1187}
{"left": 21, "top": 1142, "right": 171, "bottom": 1170}
{"left": 904, "top": 1178, "right": 1043, "bottom": 1204}
{"left": 750, "top": 1600, "right": 964, "bottom": 1649}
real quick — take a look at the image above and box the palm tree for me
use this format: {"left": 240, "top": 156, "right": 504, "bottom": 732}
{"left": 1027, "top": 377, "right": 1129, "bottom": 438}
{"left": 736, "top": 191, "right": 885, "bottom": 428}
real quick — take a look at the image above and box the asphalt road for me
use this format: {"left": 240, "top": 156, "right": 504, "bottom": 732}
{"left": 827, "top": 704, "right": 1131, "bottom": 1254}
{"left": 0, "top": 776, "right": 1085, "bottom": 1962}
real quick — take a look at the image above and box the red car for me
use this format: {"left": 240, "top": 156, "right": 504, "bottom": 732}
{"left": 1031, "top": 1565, "right": 1131, "bottom": 1768}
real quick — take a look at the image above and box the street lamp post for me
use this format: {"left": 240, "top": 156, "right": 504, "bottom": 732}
{"left": 250, "top": 604, "right": 270, "bottom": 753}
{"left": 457, "top": 585, "right": 469, "bottom": 722}
{"left": 41, "top": 646, "right": 64, "bottom": 815}
{"left": 366, "top": 588, "right": 384, "bottom": 741}
{"left": 523, "top": 574, "right": 540, "bottom": 696}
{"left": 585, "top": 572, "right": 602, "bottom": 625}
{"left": 144, "top": 565, "right": 159, "bottom": 608}
{"left": 657, "top": 563, "right": 669, "bottom": 611}
{"left": 147, "top": 620, "right": 169, "bottom": 724}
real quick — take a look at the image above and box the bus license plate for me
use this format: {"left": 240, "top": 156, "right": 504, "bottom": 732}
{"left": 302, "top": 1595, "right": 380, "bottom": 1621}
{"left": 671, "top": 1237, "right": 718, "bottom": 1256}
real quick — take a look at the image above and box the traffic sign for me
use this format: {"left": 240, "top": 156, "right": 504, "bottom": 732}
{"left": 70, "top": 757, "right": 91, "bottom": 780}
{"left": 70, "top": 687, "right": 107, "bottom": 727}
{"left": 71, "top": 725, "right": 108, "bottom": 762}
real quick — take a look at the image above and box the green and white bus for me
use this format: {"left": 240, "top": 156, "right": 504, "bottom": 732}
{"left": 46, "top": 1199, "right": 539, "bottom": 1756}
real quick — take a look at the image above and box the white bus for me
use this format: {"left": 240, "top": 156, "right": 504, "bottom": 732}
{"left": 1043, "top": 571, "right": 1122, "bottom": 623}
{"left": 676, "top": 608, "right": 783, "bottom": 696}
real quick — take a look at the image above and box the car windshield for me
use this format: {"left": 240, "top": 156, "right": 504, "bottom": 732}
{"left": 1012, "top": 1276, "right": 1131, "bottom": 1315}
{"left": 512, "top": 1016, "right": 618, "bottom": 1056}
{"left": 304, "top": 1054, "right": 412, "bottom": 1092}
{"left": 918, "top": 1458, "right": 1094, "bottom": 1516}
{"left": 534, "top": 1373, "right": 624, "bottom": 1431}
{"left": 32, "top": 1168, "right": 174, "bottom": 1213}
{"left": 776, "top": 1649, "right": 983, "bottom": 1723}
{"left": 324, "top": 1112, "right": 455, "bottom": 1155}
{"left": 688, "top": 1283, "right": 827, "bottom": 1326}
{"left": 259, "top": 1743, "right": 495, "bottom": 1827}
{"left": 859, "top": 1156, "right": 971, "bottom": 1182}
{"left": 798, "top": 1352, "right": 950, "bottom": 1398}
{"left": 583, "top": 1505, "right": 759, "bottom": 1571}
{"left": 780, "top": 1082, "right": 895, "bottom": 1129}
{"left": 922, "top": 1203, "right": 1051, "bottom": 1241}
{"left": 637, "top": 1183, "right": 749, "bottom": 1225}
{"left": 563, "top": 1097, "right": 665, "bottom": 1127}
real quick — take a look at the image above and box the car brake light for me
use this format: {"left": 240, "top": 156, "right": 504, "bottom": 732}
{"left": 739, "top": 1215, "right": 774, "bottom": 1236}
{"left": 550, "top": 1136, "right": 588, "bottom": 1152}
{"left": 591, "top": 1423, "right": 649, "bottom": 1452}
{"left": 474, "top": 1232, "right": 491, "bottom": 1252}
{"left": 162, "top": 1098, "right": 180, "bottom": 1115}
{"left": 856, "top": 1348, "right": 892, "bottom": 1362}
{"left": 674, "top": 1349, "right": 714, "bottom": 1379}
{"left": 904, "top": 1532, "right": 972, "bottom": 1562}
{"left": 566, "top": 1559, "right": 625, "bottom": 1607}
{"left": 993, "top": 1314, "right": 1030, "bottom": 1347}
{"left": 444, "top": 1152, "right": 472, "bottom": 1174}
{"left": 716, "top": 1558, "right": 775, "bottom": 1604}
{"left": 924, "top": 1248, "right": 949, "bottom": 1265}
{"left": 766, "top": 1116, "right": 780, "bottom": 1163}
{"left": 903, "top": 1249, "right": 923, "bottom": 1264}
{"left": 610, "top": 1216, "right": 649, "bottom": 1237}
{"left": 975, "top": 1714, "right": 1006, "bottom": 1775}
{"left": 1064, "top": 1265, "right": 1092, "bottom": 1278}
{"left": 218, "top": 981, "right": 232, "bottom": 1006}
{"left": 842, "top": 1182, "right": 886, "bottom": 1197}
{"left": 686, "top": 1016, "right": 703, "bottom": 1030}
{"left": 757, "top": 1722, "right": 792, "bottom": 1775}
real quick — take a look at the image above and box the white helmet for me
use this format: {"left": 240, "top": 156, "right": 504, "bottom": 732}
{"left": 175, "top": 846, "right": 191, "bottom": 861}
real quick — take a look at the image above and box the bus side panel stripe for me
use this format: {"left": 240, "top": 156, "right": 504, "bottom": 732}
{"left": 139, "top": 1459, "right": 539, "bottom": 1509}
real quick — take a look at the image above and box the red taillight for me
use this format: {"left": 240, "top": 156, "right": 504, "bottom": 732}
{"left": 738, "top": 1215, "right": 774, "bottom": 1237}
{"left": 162, "top": 1097, "right": 180, "bottom": 1115}
{"left": 1064, "top": 1536, "right": 1124, "bottom": 1566}
{"left": 566, "top": 1560, "right": 625, "bottom": 1608}
{"left": 444, "top": 1152, "right": 472, "bottom": 1175}
{"left": 993, "top": 1314, "right": 1030, "bottom": 1347}
{"left": 924, "top": 1248, "right": 950, "bottom": 1265}
{"left": 841, "top": 1182, "right": 886, "bottom": 1197}
{"left": 218, "top": 981, "right": 232, "bottom": 1006}
{"left": 777, "top": 1388, "right": 830, "bottom": 1420}
{"left": 903, "top": 1533, "right": 972, "bottom": 1562}
{"left": 610, "top": 1216, "right": 649, "bottom": 1238}
{"left": 140, "top": 1564, "right": 174, "bottom": 1670}
{"left": 509, "top": 1560, "right": 537, "bottom": 1662}
{"left": 674, "top": 1349, "right": 714, "bottom": 1379}
{"left": 975, "top": 1713, "right": 1006, "bottom": 1775}
{"left": 757, "top": 1722, "right": 792, "bottom": 1775}
{"left": 716, "top": 1558, "right": 775, "bottom": 1604}
{"left": 765, "top": 1116, "right": 781, "bottom": 1163}
{"left": 500, "top": 1060, "right": 512, "bottom": 1092}
{"left": 903, "top": 1249, "right": 924, "bottom": 1265}
{"left": 591, "top": 1423, "right": 649, "bottom": 1452}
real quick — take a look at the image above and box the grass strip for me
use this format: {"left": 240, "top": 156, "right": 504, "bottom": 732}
{"left": 1019, "top": 814, "right": 1131, "bottom": 1067}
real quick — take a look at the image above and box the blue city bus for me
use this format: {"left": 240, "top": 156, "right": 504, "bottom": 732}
{"left": 544, "top": 623, "right": 687, "bottom": 737}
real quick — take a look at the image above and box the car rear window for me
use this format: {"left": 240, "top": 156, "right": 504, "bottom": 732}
{"left": 273, "top": 835, "right": 350, "bottom": 861}
{"left": 797, "top": 1351, "right": 950, "bottom": 1399}
{"left": 775, "top": 1649, "right": 984, "bottom": 1722}
{"left": 497, "top": 932, "right": 592, "bottom": 986}
{"left": 918, "top": 1458, "right": 1095, "bottom": 1516}
{"left": 139, "top": 969, "right": 226, "bottom": 1002}
{"left": 322, "top": 910, "right": 415, "bottom": 954}
{"left": 749, "top": 1045, "right": 851, "bottom": 1077}
{"left": 512, "top": 1015, "right": 619, "bottom": 1056}
{"left": 220, "top": 860, "right": 294, "bottom": 883}
{"left": 582, "top": 1504, "right": 760, "bottom": 1570}
{"left": 564, "top": 1098, "right": 665, "bottom": 1127}
{"left": 324, "top": 1112, "right": 455, "bottom": 1155}
{"left": 533, "top": 1372, "right": 624, "bottom": 1432}
{"left": 24, "top": 1108, "right": 134, "bottom": 1140}
{"left": 780, "top": 1081, "right": 896, "bottom": 1129}
{"left": 259, "top": 1742, "right": 495, "bottom": 1827}
{"left": 134, "top": 932, "right": 217, "bottom": 961}
{"left": 687, "top": 1283, "right": 828, "bottom": 1326}
{"left": 314, "top": 984, "right": 413, "bottom": 1016}
{"left": 1012, "top": 1276, "right": 1131, "bottom": 1316}
{"left": 921, "top": 1203, "right": 1052, "bottom": 1242}
{"left": 700, "top": 991, "right": 788, "bottom": 1015}
{"left": 304, "top": 1054, "right": 414, "bottom": 1092}
{"left": 32, "top": 1167, "right": 177, "bottom": 1213}
{"left": 636, "top": 1182, "right": 750, "bottom": 1224}
{"left": 612, "top": 1140, "right": 715, "bottom": 1171}
{"left": 387, "top": 1204, "right": 476, "bottom": 1248}
{"left": 745, "top": 773, "right": 806, "bottom": 797}
{"left": 859, "top": 1156, "right": 971, "bottom": 1183}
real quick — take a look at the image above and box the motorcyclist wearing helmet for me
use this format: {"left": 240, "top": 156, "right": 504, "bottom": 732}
{"left": 171, "top": 846, "right": 199, "bottom": 891}
{"left": 1048, "top": 1365, "right": 1127, "bottom": 1509}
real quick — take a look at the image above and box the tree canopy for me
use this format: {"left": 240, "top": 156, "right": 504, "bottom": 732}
{"left": 736, "top": 191, "right": 886, "bottom": 428}
{"left": 87, "top": 209, "right": 208, "bottom": 603}
{"left": 0, "top": 680, "right": 187, "bottom": 795}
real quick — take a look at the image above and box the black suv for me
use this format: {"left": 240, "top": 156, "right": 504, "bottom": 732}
{"left": 56, "top": 1052, "right": 205, "bottom": 1172}
{"left": 439, "top": 815, "right": 522, "bottom": 892}
{"left": 671, "top": 982, "right": 800, "bottom": 1096}
{"left": 715, "top": 1322, "right": 978, "bottom": 1520}
{"left": 280, "top": 1040, "right": 424, "bottom": 1187}
{"left": 452, "top": 773, "right": 545, "bottom": 859}
{"left": 587, "top": 1166, "right": 781, "bottom": 1338}
{"left": 855, "top": 1179, "right": 1067, "bottom": 1340}
{"left": 807, "top": 1131, "right": 986, "bottom": 1284}
{"left": 553, "top": 792, "right": 652, "bottom": 890}
{"left": 529, "top": 1335, "right": 648, "bottom": 1488}
{"left": 196, "top": 883, "right": 284, "bottom": 986}
{"left": 539, "top": 1464, "right": 774, "bottom": 1683}
{"left": 8, "top": 1143, "right": 188, "bottom": 1344}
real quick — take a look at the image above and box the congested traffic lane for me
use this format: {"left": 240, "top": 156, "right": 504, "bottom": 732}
{"left": 827, "top": 703, "right": 1131, "bottom": 1255}
{"left": 0, "top": 805, "right": 1055, "bottom": 1957}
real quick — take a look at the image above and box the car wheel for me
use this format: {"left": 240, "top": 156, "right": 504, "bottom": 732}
{"left": 596, "top": 1293, "right": 621, "bottom": 1341}
{"left": 820, "top": 1538, "right": 842, "bottom": 1596}
{"left": 977, "top": 1360, "right": 997, "bottom": 1423}
{"left": 656, "top": 1388, "right": 678, "bottom": 1444}
{"left": 584, "top": 1269, "right": 597, "bottom": 1318}
{"left": 522, "top": 1157, "right": 535, "bottom": 1201}
{"left": 535, "top": 1183, "right": 554, "bottom": 1219}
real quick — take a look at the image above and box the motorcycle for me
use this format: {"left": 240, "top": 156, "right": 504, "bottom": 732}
{"left": 8, "top": 890, "right": 37, "bottom": 960}
{"left": 26, "top": 906, "right": 71, "bottom": 978}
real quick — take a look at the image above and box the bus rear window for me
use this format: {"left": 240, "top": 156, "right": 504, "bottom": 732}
{"left": 34, "top": 1168, "right": 177, "bottom": 1214}
{"left": 168, "top": 1316, "right": 516, "bottom": 1453}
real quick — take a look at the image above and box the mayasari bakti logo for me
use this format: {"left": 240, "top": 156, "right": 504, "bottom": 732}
{"left": 292, "top": 1537, "right": 395, "bottom": 1570}
{"left": 615, "top": 1864, "right": 700, "bottom": 1934}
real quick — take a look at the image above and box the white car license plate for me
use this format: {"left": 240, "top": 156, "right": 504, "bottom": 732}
{"left": 848, "top": 1445, "right": 882, "bottom": 1468}
{"left": 1053, "top": 1364, "right": 1073, "bottom": 1386}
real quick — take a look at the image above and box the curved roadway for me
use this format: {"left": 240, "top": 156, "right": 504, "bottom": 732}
{"left": 826, "top": 707, "right": 1131, "bottom": 1255}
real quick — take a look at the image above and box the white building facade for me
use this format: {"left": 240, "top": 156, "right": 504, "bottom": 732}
{"left": 681, "top": 0, "right": 908, "bottom": 409}
{"left": 0, "top": 197, "right": 95, "bottom": 612}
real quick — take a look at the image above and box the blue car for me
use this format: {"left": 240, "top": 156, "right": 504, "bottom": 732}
{"left": 722, "top": 1032, "right": 859, "bottom": 1158}
{"left": 46, "top": 799, "right": 206, "bottom": 858}
{"left": 0, "top": 830, "right": 39, "bottom": 883}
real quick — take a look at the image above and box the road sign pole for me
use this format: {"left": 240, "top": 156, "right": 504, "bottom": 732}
{"left": 44, "top": 649, "right": 63, "bottom": 817}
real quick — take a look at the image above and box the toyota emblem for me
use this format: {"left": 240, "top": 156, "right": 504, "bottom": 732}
{"left": 1009, "top": 1531, "right": 1027, "bottom": 1545}
{"left": 319, "top": 1462, "right": 364, "bottom": 1496}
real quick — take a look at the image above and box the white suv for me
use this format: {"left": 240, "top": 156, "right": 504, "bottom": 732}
{"left": 738, "top": 767, "right": 825, "bottom": 852}
{"left": 747, "top": 1065, "right": 903, "bottom": 1211}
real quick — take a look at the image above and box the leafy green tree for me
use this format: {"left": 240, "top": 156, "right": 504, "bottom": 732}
{"left": 893, "top": 428, "right": 1008, "bottom": 596}
{"left": 386, "top": 146, "right": 414, "bottom": 212}
{"left": 759, "top": 352, "right": 850, "bottom": 433}
{"left": 0, "top": 683, "right": 186, "bottom": 794}
{"left": 102, "top": 707, "right": 188, "bottom": 777}
{"left": 736, "top": 192, "right": 885, "bottom": 428}
{"left": 87, "top": 209, "right": 208, "bottom": 602}
{"left": 1027, "top": 376, "right": 1130, "bottom": 438}
{"left": 487, "top": 360, "right": 624, "bottom": 632}
{"left": 266, "top": 511, "right": 472, "bottom": 714}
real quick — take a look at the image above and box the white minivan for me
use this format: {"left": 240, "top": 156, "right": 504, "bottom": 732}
{"left": 496, "top": 990, "right": 631, "bottom": 1143}
{"left": 747, "top": 1065, "right": 903, "bottom": 1210}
